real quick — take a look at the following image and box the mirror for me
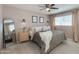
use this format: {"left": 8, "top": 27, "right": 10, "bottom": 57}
{"left": 3, "top": 18, "right": 16, "bottom": 48}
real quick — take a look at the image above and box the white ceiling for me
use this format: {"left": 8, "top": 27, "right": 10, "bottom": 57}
{"left": 5, "top": 4, "right": 79, "bottom": 15}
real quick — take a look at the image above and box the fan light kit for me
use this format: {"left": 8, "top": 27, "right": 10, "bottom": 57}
{"left": 46, "top": 8, "right": 50, "bottom": 11}
{"left": 40, "top": 4, "right": 58, "bottom": 12}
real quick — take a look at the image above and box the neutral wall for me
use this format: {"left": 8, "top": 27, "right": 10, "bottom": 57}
{"left": 78, "top": 11, "right": 79, "bottom": 33}
{"left": 3, "top": 5, "right": 49, "bottom": 41}
{"left": 0, "top": 5, "right": 3, "bottom": 49}
{"left": 3, "top": 5, "right": 49, "bottom": 31}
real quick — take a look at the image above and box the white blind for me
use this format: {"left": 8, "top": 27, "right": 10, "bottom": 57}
{"left": 55, "top": 14, "right": 72, "bottom": 26}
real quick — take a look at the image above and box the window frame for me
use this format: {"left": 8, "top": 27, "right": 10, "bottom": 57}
{"left": 55, "top": 14, "right": 72, "bottom": 26}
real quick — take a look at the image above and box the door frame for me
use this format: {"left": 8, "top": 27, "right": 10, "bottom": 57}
{"left": 2, "top": 19, "right": 6, "bottom": 48}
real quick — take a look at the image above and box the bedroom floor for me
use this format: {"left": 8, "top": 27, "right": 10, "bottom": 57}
{"left": 0, "top": 38, "right": 79, "bottom": 54}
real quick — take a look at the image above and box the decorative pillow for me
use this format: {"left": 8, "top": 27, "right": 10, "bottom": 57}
{"left": 43, "top": 26, "right": 51, "bottom": 31}
{"left": 34, "top": 27, "right": 43, "bottom": 32}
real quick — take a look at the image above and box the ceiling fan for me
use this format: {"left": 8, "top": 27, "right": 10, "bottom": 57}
{"left": 39, "top": 4, "right": 58, "bottom": 12}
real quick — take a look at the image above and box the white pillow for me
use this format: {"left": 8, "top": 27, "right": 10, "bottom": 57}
{"left": 30, "top": 27, "right": 36, "bottom": 40}
{"left": 43, "top": 26, "right": 51, "bottom": 31}
{"left": 35, "top": 27, "right": 43, "bottom": 32}
{"left": 29, "top": 30, "right": 34, "bottom": 40}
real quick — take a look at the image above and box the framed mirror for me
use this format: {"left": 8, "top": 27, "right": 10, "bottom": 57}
{"left": 3, "top": 18, "right": 16, "bottom": 48}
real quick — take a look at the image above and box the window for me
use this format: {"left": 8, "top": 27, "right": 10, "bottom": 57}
{"left": 55, "top": 15, "right": 72, "bottom": 26}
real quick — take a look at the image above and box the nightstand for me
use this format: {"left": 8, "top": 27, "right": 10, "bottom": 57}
{"left": 18, "top": 32, "right": 29, "bottom": 43}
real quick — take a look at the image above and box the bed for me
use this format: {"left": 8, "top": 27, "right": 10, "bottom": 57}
{"left": 30, "top": 26, "right": 66, "bottom": 54}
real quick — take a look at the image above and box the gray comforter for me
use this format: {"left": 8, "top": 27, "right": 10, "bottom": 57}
{"left": 32, "top": 30, "right": 66, "bottom": 54}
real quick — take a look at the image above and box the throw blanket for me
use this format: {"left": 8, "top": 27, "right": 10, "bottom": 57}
{"left": 32, "top": 30, "right": 66, "bottom": 54}
{"left": 39, "top": 31, "right": 53, "bottom": 52}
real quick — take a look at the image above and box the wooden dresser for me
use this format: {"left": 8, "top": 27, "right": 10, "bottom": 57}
{"left": 18, "top": 32, "right": 29, "bottom": 43}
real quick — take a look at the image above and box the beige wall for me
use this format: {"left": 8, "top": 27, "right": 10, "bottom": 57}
{"left": 0, "top": 5, "right": 3, "bottom": 49}
{"left": 77, "top": 10, "right": 79, "bottom": 42}
{"left": 3, "top": 5, "right": 49, "bottom": 41}
{"left": 3, "top": 5, "right": 49, "bottom": 31}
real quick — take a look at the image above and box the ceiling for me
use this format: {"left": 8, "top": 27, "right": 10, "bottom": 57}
{"left": 5, "top": 4, "right": 79, "bottom": 15}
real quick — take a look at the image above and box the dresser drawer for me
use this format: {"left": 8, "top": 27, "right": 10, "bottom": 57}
{"left": 18, "top": 32, "right": 29, "bottom": 42}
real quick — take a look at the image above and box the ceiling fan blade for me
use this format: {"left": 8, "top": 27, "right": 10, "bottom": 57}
{"left": 40, "top": 8, "right": 46, "bottom": 10}
{"left": 51, "top": 7, "right": 58, "bottom": 9}
{"left": 51, "top": 4, "right": 55, "bottom": 6}
{"left": 45, "top": 4, "right": 56, "bottom": 8}
{"left": 40, "top": 9, "right": 43, "bottom": 10}
{"left": 45, "top": 4, "right": 49, "bottom": 8}
{"left": 39, "top": 4, "right": 58, "bottom": 12}
{"left": 40, "top": 9, "right": 44, "bottom": 10}
{"left": 39, "top": 5, "right": 45, "bottom": 7}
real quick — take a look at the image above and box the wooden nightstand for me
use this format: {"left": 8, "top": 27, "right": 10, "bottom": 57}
{"left": 18, "top": 32, "right": 29, "bottom": 43}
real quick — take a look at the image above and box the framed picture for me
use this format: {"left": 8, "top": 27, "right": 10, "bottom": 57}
{"left": 39, "top": 17, "right": 44, "bottom": 23}
{"left": 32, "top": 16, "right": 38, "bottom": 23}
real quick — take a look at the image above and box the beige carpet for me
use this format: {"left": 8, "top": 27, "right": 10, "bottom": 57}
{"left": 0, "top": 42, "right": 40, "bottom": 54}
{"left": 50, "top": 39, "right": 79, "bottom": 54}
{"left": 0, "top": 39, "right": 79, "bottom": 54}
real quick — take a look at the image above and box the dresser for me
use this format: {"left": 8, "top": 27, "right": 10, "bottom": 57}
{"left": 18, "top": 32, "right": 29, "bottom": 43}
